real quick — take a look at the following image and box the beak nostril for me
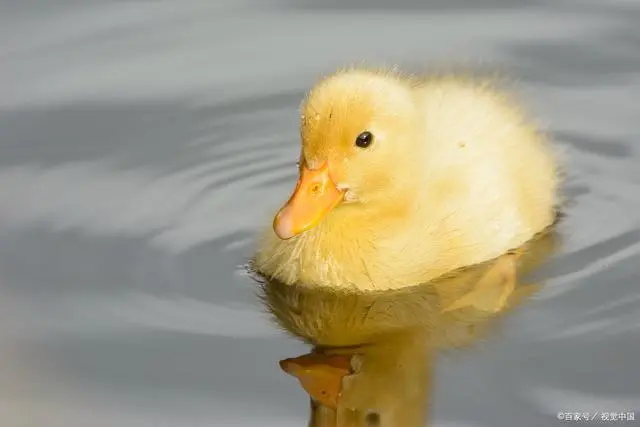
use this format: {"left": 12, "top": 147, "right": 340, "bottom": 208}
{"left": 272, "top": 159, "right": 343, "bottom": 239}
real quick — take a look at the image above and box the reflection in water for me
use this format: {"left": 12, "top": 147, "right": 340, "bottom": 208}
{"left": 251, "top": 229, "right": 558, "bottom": 426}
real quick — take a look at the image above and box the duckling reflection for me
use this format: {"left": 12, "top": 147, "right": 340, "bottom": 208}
{"left": 250, "top": 229, "right": 558, "bottom": 427}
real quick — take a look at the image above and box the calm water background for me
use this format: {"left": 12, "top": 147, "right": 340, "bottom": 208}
{"left": 0, "top": 1, "right": 639, "bottom": 426}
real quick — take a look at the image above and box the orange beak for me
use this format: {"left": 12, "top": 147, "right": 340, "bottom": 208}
{"left": 273, "top": 161, "right": 344, "bottom": 240}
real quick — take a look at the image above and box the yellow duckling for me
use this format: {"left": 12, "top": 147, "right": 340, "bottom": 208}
{"left": 253, "top": 67, "right": 559, "bottom": 291}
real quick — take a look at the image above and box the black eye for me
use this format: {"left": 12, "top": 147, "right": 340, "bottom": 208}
{"left": 355, "top": 131, "right": 374, "bottom": 148}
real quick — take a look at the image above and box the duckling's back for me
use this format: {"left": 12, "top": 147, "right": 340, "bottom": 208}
{"left": 400, "top": 75, "right": 559, "bottom": 279}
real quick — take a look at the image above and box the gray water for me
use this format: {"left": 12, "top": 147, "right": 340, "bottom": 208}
{"left": 0, "top": 1, "right": 639, "bottom": 426}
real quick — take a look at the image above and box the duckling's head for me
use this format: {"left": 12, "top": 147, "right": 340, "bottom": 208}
{"left": 274, "top": 69, "right": 422, "bottom": 240}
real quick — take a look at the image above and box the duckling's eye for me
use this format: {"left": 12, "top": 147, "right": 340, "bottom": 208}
{"left": 355, "top": 131, "right": 374, "bottom": 148}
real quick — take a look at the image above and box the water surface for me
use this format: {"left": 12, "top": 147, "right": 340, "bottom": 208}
{"left": 0, "top": 1, "right": 639, "bottom": 426}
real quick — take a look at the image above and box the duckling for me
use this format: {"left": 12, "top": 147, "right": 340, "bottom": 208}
{"left": 253, "top": 67, "right": 559, "bottom": 291}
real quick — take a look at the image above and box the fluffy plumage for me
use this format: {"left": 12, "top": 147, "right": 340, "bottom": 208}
{"left": 253, "top": 67, "right": 559, "bottom": 291}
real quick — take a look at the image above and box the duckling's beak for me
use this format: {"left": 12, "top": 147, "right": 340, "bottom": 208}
{"left": 273, "top": 161, "right": 344, "bottom": 240}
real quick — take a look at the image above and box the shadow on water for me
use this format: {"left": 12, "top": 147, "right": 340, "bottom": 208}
{"left": 251, "top": 229, "right": 559, "bottom": 426}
